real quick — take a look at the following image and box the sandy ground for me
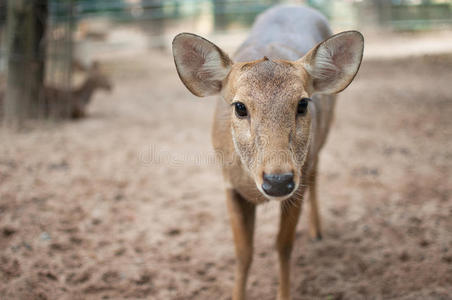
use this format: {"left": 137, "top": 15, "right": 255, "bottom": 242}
{"left": 1, "top": 45, "right": 452, "bottom": 300}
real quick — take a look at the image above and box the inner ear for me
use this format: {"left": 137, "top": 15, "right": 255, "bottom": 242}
{"left": 301, "top": 31, "right": 364, "bottom": 95}
{"left": 172, "top": 33, "right": 232, "bottom": 97}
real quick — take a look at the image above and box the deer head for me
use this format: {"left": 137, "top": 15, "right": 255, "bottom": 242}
{"left": 173, "top": 31, "right": 363, "bottom": 200}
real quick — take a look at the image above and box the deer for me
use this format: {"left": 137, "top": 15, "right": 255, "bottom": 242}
{"left": 0, "top": 61, "right": 112, "bottom": 120}
{"left": 172, "top": 5, "right": 363, "bottom": 300}
{"left": 44, "top": 61, "right": 112, "bottom": 119}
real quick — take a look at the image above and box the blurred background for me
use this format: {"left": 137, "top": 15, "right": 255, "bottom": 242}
{"left": 0, "top": 1, "right": 451, "bottom": 299}
{"left": 1, "top": 0, "right": 452, "bottom": 123}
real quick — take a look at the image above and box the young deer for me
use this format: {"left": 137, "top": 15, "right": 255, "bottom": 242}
{"left": 172, "top": 5, "right": 363, "bottom": 300}
{"left": 0, "top": 62, "right": 111, "bottom": 120}
{"left": 44, "top": 61, "right": 112, "bottom": 119}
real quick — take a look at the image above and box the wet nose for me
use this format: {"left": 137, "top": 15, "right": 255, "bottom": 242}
{"left": 262, "top": 172, "right": 295, "bottom": 197}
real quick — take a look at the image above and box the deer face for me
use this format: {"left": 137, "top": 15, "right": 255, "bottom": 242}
{"left": 173, "top": 32, "right": 363, "bottom": 200}
{"left": 224, "top": 59, "right": 312, "bottom": 199}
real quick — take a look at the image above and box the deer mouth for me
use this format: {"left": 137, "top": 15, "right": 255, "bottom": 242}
{"left": 258, "top": 187, "right": 298, "bottom": 202}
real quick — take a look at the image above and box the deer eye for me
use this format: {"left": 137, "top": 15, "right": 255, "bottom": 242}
{"left": 297, "top": 98, "right": 310, "bottom": 115}
{"left": 234, "top": 102, "right": 248, "bottom": 118}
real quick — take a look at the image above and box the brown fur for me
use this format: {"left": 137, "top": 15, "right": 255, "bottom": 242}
{"left": 44, "top": 62, "right": 112, "bottom": 119}
{"left": 0, "top": 62, "right": 112, "bottom": 120}
{"left": 172, "top": 5, "right": 363, "bottom": 300}
{"left": 212, "top": 57, "right": 323, "bottom": 300}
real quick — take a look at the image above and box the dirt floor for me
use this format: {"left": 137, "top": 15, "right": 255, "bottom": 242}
{"left": 0, "top": 47, "right": 451, "bottom": 300}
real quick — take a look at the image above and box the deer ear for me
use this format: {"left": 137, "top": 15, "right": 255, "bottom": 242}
{"left": 300, "top": 31, "right": 364, "bottom": 95}
{"left": 172, "top": 33, "right": 233, "bottom": 97}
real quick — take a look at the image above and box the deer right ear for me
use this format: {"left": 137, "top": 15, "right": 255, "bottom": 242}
{"left": 172, "top": 33, "right": 233, "bottom": 97}
{"left": 300, "top": 31, "right": 364, "bottom": 95}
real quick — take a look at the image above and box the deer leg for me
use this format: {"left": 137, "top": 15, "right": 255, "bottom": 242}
{"left": 226, "top": 189, "right": 256, "bottom": 300}
{"left": 277, "top": 200, "right": 302, "bottom": 300}
{"left": 308, "top": 163, "right": 322, "bottom": 240}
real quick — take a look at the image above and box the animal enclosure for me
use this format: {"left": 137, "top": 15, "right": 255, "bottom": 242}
{"left": 0, "top": 1, "right": 451, "bottom": 299}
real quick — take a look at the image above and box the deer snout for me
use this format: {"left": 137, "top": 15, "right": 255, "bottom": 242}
{"left": 262, "top": 172, "right": 295, "bottom": 197}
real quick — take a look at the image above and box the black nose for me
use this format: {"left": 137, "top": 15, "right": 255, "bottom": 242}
{"left": 262, "top": 173, "right": 295, "bottom": 197}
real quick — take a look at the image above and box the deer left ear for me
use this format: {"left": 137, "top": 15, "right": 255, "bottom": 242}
{"left": 299, "top": 31, "right": 364, "bottom": 95}
{"left": 172, "top": 33, "right": 233, "bottom": 97}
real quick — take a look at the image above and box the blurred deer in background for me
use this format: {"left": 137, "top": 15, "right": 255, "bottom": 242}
{"left": 44, "top": 61, "right": 112, "bottom": 119}
{"left": 172, "top": 5, "right": 363, "bottom": 300}
{"left": 0, "top": 61, "right": 112, "bottom": 120}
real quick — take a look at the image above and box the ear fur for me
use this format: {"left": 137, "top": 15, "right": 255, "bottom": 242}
{"left": 172, "top": 33, "right": 233, "bottom": 97}
{"left": 300, "top": 31, "right": 364, "bottom": 94}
